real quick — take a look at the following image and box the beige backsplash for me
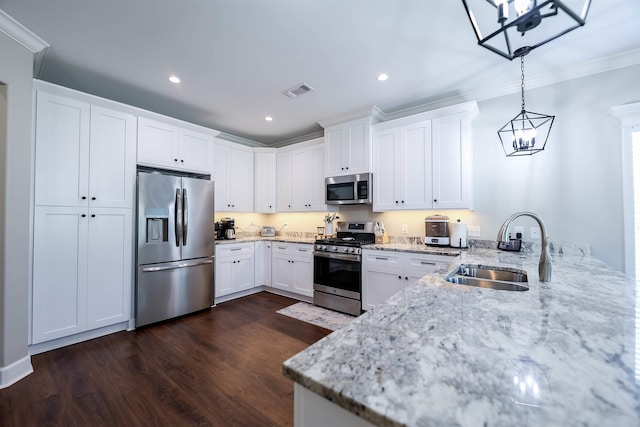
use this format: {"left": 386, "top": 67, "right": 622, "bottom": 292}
{"left": 216, "top": 206, "right": 478, "bottom": 238}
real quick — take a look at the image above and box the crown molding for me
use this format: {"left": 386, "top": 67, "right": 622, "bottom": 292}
{"left": 317, "top": 105, "right": 384, "bottom": 129}
{"left": 464, "top": 48, "right": 640, "bottom": 104}
{"left": 0, "top": 9, "right": 49, "bottom": 77}
{"left": 216, "top": 132, "right": 266, "bottom": 148}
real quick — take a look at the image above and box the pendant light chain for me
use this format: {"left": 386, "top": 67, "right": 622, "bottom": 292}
{"left": 520, "top": 55, "right": 526, "bottom": 112}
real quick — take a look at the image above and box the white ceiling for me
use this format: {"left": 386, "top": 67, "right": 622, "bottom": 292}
{"left": 1, "top": 0, "right": 639, "bottom": 146}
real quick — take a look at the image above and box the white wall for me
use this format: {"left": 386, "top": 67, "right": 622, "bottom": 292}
{"left": 0, "top": 30, "right": 34, "bottom": 384}
{"left": 471, "top": 65, "right": 640, "bottom": 271}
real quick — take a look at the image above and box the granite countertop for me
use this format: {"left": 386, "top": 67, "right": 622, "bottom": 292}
{"left": 366, "top": 242, "right": 462, "bottom": 257}
{"left": 215, "top": 236, "right": 316, "bottom": 245}
{"left": 283, "top": 248, "right": 639, "bottom": 426}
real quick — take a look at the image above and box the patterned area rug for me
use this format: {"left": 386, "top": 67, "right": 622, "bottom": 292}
{"left": 276, "top": 302, "right": 355, "bottom": 331}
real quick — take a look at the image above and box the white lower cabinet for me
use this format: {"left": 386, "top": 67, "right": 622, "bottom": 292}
{"left": 254, "top": 240, "right": 272, "bottom": 287}
{"left": 271, "top": 243, "right": 314, "bottom": 297}
{"left": 215, "top": 242, "right": 256, "bottom": 298}
{"left": 32, "top": 206, "right": 132, "bottom": 344}
{"left": 362, "top": 249, "right": 453, "bottom": 310}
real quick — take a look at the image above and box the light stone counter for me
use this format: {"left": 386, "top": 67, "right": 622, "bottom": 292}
{"left": 283, "top": 248, "right": 639, "bottom": 426}
{"left": 214, "top": 236, "right": 316, "bottom": 245}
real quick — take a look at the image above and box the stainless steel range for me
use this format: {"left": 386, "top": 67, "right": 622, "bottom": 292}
{"left": 313, "top": 221, "right": 376, "bottom": 316}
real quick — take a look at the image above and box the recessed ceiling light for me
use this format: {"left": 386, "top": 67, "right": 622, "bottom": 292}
{"left": 377, "top": 73, "right": 389, "bottom": 82}
{"left": 169, "top": 75, "right": 181, "bottom": 84}
{"left": 265, "top": 116, "right": 273, "bottom": 122}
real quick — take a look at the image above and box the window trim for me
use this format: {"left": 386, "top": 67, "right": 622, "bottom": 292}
{"left": 610, "top": 102, "right": 640, "bottom": 278}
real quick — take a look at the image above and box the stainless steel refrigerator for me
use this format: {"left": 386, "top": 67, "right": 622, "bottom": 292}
{"left": 136, "top": 171, "right": 215, "bottom": 327}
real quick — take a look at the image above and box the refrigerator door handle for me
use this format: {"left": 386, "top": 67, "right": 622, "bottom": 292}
{"left": 175, "top": 188, "right": 183, "bottom": 247}
{"left": 142, "top": 258, "right": 214, "bottom": 272}
{"left": 183, "top": 188, "right": 188, "bottom": 245}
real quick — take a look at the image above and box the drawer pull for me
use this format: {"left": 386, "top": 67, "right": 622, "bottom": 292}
{"left": 230, "top": 248, "right": 242, "bottom": 251}
{"left": 277, "top": 246, "right": 287, "bottom": 249}
{"left": 375, "top": 257, "right": 388, "bottom": 260}
{"left": 420, "top": 261, "right": 436, "bottom": 265}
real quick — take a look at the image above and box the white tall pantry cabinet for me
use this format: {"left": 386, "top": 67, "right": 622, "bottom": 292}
{"left": 31, "top": 88, "right": 135, "bottom": 345}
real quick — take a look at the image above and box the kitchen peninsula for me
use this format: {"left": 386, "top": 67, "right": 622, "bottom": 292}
{"left": 283, "top": 247, "right": 640, "bottom": 426}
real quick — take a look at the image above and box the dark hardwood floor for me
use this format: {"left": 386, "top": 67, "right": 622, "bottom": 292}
{"left": 0, "top": 292, "right": 330, "bottom": 427}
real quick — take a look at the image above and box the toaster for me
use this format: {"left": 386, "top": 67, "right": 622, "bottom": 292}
{"left": 261, "top": 226, "right": 275, "bottom": 237}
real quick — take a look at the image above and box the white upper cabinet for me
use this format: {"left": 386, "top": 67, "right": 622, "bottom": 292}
{"left": 373, "top": 120, "right": 433, "bottom": 211}
{"left": 89, "top": 106, "right": 137, "bottom": 208}
{"left": 254, "top": 148, "right": 277, "bottom": 213}
{"left": 34, "top": 92, "right": 136, "bottom": 209}
{"left": 324, "top": 116, "right": 372, "bottom": 177}
{"left": 431, "top": 112, "right": 473, "bottom": 209}
{"left": 277, "top": 138, "right": 327, "bottom": 212}
{"left": 34, "top": 92, "right": 90, "bottom": 207}
{"left": 137, "top": 117, "right": 214, "bottom": 173}
{"left": 212, "top": 140, "right": 254, "bottom": 212}
{"left": 372, "top": 102, "right": 478, "bottom": 211}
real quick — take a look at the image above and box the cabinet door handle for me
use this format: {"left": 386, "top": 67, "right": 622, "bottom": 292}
{"left": 81, "top": 196, "right": 87, "bottom": 200}
{"left": 174, "top": 158, "right": 178, "bottom": 162}
{"left": 398, "top": 275, "right": 402, "bottom": 279}
{"left": 434, "top": 199, "right": 438, "bottom": 203}
{"left": 91, "top": 197, "right": 96, "bottom": 200}
{"left": 405, "top": 276, "right": 409, "bottom": 280}
{"left": 81, "top": 214, "right": 87, "bottom": 218}
{"left": 91, "top": 214, "right": 96, "bottom": 218}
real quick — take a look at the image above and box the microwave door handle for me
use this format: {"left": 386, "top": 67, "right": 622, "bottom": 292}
{"left": 182, "top": 188, "right": 188, "bottom": 245}
{"left": 175, "top": 188, "right": 182, "bottom": 247}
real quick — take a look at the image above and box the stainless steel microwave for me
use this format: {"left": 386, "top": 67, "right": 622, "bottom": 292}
{"left": 325, "top": 173, "right": 372, "bottom": 205}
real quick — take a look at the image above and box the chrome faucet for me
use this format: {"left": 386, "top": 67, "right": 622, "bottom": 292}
{"left": 497, "top": 212, "right": 552, "bottom": 282}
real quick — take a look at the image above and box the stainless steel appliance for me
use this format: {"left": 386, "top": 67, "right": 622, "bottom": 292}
{"left": 425, "top": 215, "right": 450, "bottom": 246}
{"left": 325, "top": 173, "right": 373, "bottom": 205}
{"left": 136, "top": 170, "right": 215, "bottom": 327}
{"left": 219, "top": 217, "right": 236, "bottom": 240}
{"left": 261, "top": 226, "right": 275, "bottom": 237}
{"left": 313, "top": 221, "right": 376, "bottom": 316}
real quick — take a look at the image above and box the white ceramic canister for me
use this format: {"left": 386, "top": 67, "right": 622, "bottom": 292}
{"left": 449, "top": 220, "right": 467, "bottom": 248}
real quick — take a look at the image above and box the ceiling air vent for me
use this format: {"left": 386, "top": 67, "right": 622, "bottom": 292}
{"left": 282, "top": 82, "right": 315, "bottom": 99}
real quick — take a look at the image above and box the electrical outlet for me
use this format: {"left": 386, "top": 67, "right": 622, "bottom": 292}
{"left": 401, "top": 224, "right": 408, "bottom": 234}
{"left": 468, "top": 225, "right": 481, "bottom": 237}
{"left": 530, "top": 227, "right": 540, "bottom": 239}
{"left": 513, "top": 226, "right": 524, "bottom": 238}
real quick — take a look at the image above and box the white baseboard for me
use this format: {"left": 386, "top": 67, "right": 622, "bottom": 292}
{"left": 29, "top": 322, "right": 129, "bottom": 355}
{"left": 265, "top": 287, "right": 313, "bottom": 304}
{"left": 0, "top": 355, "right": 33, "bottom": 389}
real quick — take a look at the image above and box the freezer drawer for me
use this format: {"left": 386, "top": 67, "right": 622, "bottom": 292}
{"left": 136, "top": 257, "right": 214, "bottom": 327}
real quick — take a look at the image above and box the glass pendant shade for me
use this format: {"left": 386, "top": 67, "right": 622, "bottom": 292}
{"left": 461, "top": 0, "right": 591, "bottom": 59}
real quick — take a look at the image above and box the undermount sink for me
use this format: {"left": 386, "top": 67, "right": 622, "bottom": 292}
{"left": 445, "top": 264, "right": 529, "bottom": 291}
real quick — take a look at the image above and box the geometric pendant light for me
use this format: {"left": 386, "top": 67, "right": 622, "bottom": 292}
{"left": 461, "top": 0, "right": 592, "bottom": 60}
{"left": 497, "top": 56, "right": 555, "bottom": 156}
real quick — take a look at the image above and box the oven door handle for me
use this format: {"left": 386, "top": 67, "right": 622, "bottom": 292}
{"left": 313, "top": 251, "right": 361, "bottom": 262}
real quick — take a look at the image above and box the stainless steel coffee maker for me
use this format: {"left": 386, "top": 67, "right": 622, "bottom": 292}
{"left": 424, "top": 215, "right": 450, "bottom": 246}
{"left": 220, "top": 217, "right": 236, "bottom": 240}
